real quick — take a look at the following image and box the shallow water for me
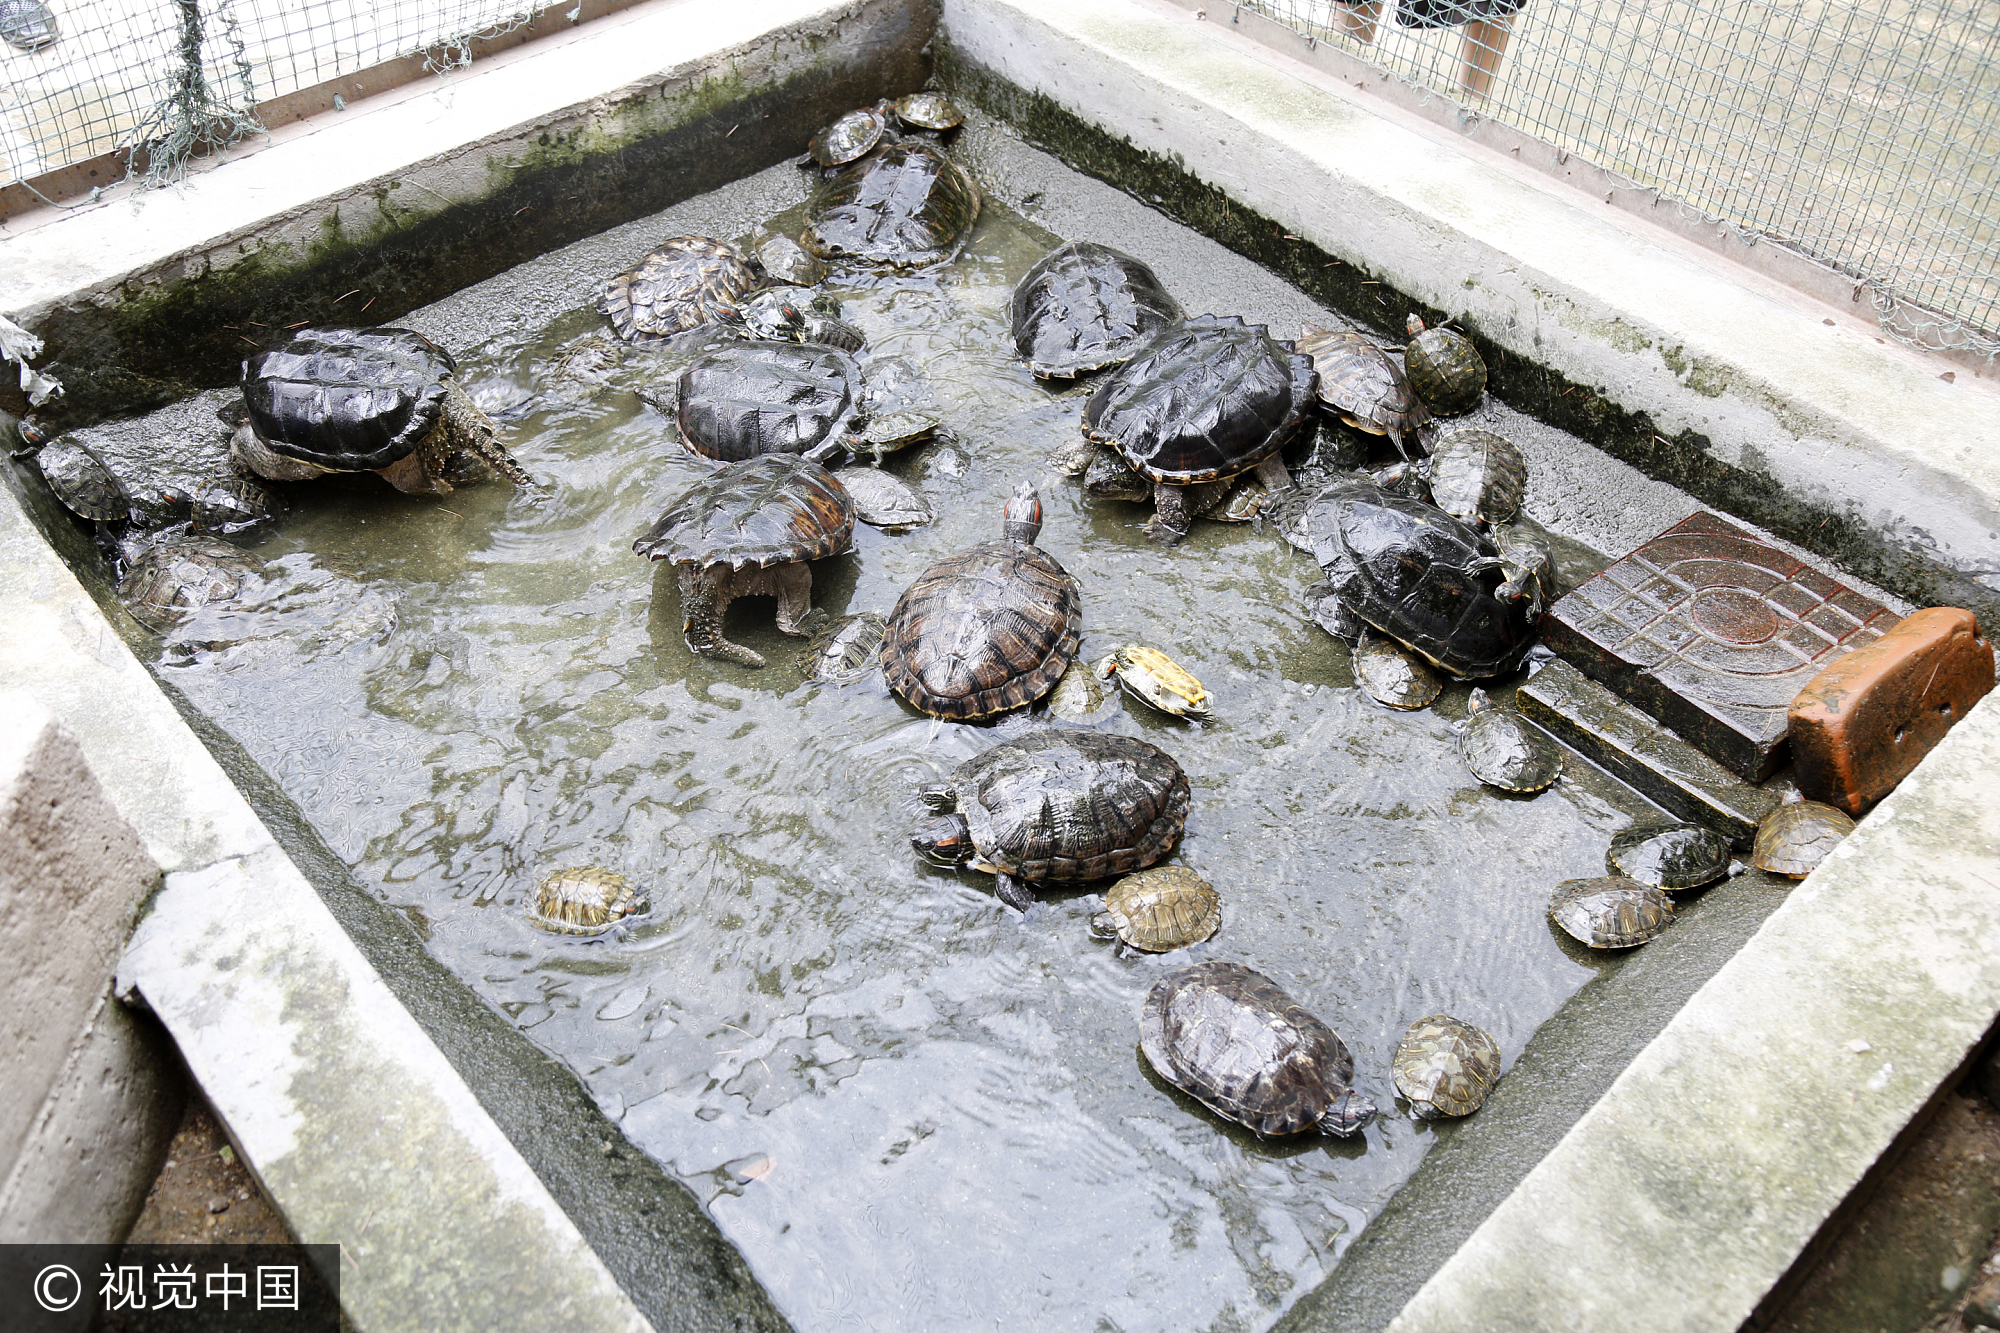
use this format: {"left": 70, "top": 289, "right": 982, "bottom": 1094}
{"left": 87, "top": 134, "right": 1708, "bottom": 1333}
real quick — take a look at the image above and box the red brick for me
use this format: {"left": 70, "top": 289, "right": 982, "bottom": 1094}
{"left": 1789, "top": 607, "right": 1995, "bottom": 816}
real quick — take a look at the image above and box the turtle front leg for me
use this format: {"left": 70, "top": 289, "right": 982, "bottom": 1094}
{"left": 770, "top": 560, "right": 827, "bottom": 638}
{"left": 1149, "top": 483, "right": 1193, "bottom": 545}
{"left": 679, "top": 564, "right": 767, "bottom": 668}
{"left": 992, "top": 872, "right": 1037, "bottom": 912}
{"left": 1254, "top": 454, "right": 1295, "bottom": 492}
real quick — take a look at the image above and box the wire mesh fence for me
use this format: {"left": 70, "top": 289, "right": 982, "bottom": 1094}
{"left": 0, "top": 0, "right": 538, "bottom": 197}
{"left": 1238, "top": 0, "right": 2000, "bottom": 354}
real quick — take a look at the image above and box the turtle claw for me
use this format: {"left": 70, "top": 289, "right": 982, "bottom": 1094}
{"left": 993, "top": 873, "right": 1037, "bottom": 912}
{"left": 693, "top": 636, "right": 767, "bottom": 669}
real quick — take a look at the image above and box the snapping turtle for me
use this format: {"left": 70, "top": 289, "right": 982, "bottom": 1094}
{"left": 797, "top": 612, "right": 888, "bottom": 684}
{"left": 1460, "top": 689, "right": 1562, "bottom": 792}
{"left": 803, "top": 140, "right": 981, "bottom": 269}
{"left": 1080, "top": 315, "right": 1311, "bottom": 544}
{"left": 633, "top": 454, "right": 855, "bottom": 667}
{"left": 1095, "top": 644, "right": 1211, "bottom": 720}
{"left": 1393, "top": 1014, "right": 1503, "bottom": 1118}
{"left": 912, "top": 728, "right": 1189, "bottom": 910}
{"left": 601, "top": 235, "right": 762, "bottom": 344}
{"left": 1607, "top": 822, "right": 1732, "bottom": 890}
{"left": 237, "top": 327, "right": 531, "bottom": 497}
{"left": 1426, "top": 429, "right": 1526, "bottom": 528}
{"left": 1403, "top": 315, "right": 1487, "bottom": 415}
{"left": 1751, "top": 800, "right": 1855, "bottom": 878}
{"left": 1091, "top": 866, "right": 1221, "bottom": 952}
{"left": 661, "top": 341, "right": 936, "bottom": 466}
{"left": 1141, "top": 961, "right": 1377, "bottom": 1138}
{"left": 807, "top": 103, "right": 891, "bottom": 167}
{"left": 717, "top": 286, "right": 865, "bottom": 352}
{"left": 1010, "top": 242, "right": 1184, "bottom": 379}
{"left": 117, "top": 535, "right": 265, "bottom": 633}
{"left": 880, "top": 483, "right": 1081, "bottom": 719}
{"left": 1296, "top": 324, "right": 1433, "bottom": 459}
{"left": 1355, "top": 629, "right": 1443, "bottom": 710}
{"left": 1549, "top": 877, "right": 1674, "bottom": 949}
{"left": 526, "top": 866, "right": 647, "bottom": 936}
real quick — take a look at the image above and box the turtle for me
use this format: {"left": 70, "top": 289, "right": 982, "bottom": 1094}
{"left": 0, "top": 0, "right": 58, "bottom": 50}
{"left": 116, "top": 534, "right": 265, "bottom": 633}
{"left": 1355, "top": 628, "right": 1443, "bottom": 710}
{"left": 1140, "top": 961, "right": 1377, "bottom": 1138}
{"left": 1548, "top": 876, "right": 1675, "bottom": 949}
{"left": 911, "top": 728, "right": 1190, "bottom": 910}
{"left": 1213, "top": 474, "right": 1272, "bottom": 523}
{"left": 1426, "top": 429, "right": 1526, "bottom": 528}
{"left": 891, "top": 90, "right": 966, "bottom": 132}
{"left": 716, "top": 286, "right": 866, "bottom": 353}
{"left": 632, "top": 453, "right": 855, "bottom": 668}
{"left": 880, "top": 482, "right": 1082, "bottom": 720}
{"left": 835, "top": 467, "right": 932, "bottom": 531}
{"left": 1479, "top": 514, "right": 1559, "bottom": 617}
{"left": 1607, "top": 821, "right": 1732, "bottom": 890}
{"left": 756, "top": 235, "right": 827, "bottom": 287}
{"left": 666, "top": 341, "right": 866, "bottom": 462}
{"left": 1305, "top": 579, "right": 1366, "bottom": 643}
{"left": 1095, "top": 644, "right": 1212, "bottom": 720}
{"left": 803, "top": 139, "right": 981, "bottom": 269}
{"left": 187, "top": 476, "right": 279, "bottom": 535}
{"left": 1403, "top": 315, "right": 1488, "bottom": 416}
{"left": 797, "top": 612, "right": 888, "bottom": 684}
{"left": 1295, "top": 324, "right": 1434, "bottom": 459}
{"left": 1080, "top": 315, "right": 1312, "bottom": 544}
{"left": 1371, "top": 459, "right": 1434, "bottom": 505}
{"left": 1090, "top": 866, "right": 1221, "bottom": 953}
{"left": 1392, "top": 1014, "right": 1503, "bottom": 1118}
{"left": 236, "top": 326, "right": 531, "bottom": 497}
{"left": 1082, "top": 447, "right": 1158, "bottom": 505}
{"left": 1299, "top": 476, "right": 1534, "bottom": 678}
{"left": 806, "top": 103, "right": 891, "bottom": 167}
{"left": 33, "top": 439, "right": 132, "bottom": 525}
{"left": 1044, "top": 658, "right": 1115, "bottom": 721}
{"left": 1010, "top": 242, "right": 1184, "bottom": 379}
{"left": 1460, "top": 688, "right": 1562, "bottom": 792}
{"left": 1046, "top": 432, "right": 1102, "bottom": 477}
{"left": 525, "top": 866, "right": 648, "bottom": 936}
{"left": 600, "top": 235, "right": 762, "bottom": 344}
{"left": 1751, "top": 799, "right": 1856, "bottom": 878}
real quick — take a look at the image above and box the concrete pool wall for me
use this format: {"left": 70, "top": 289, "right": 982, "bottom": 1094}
{"left": 2, "top": 0, "right": 1997, "bottom": 1329}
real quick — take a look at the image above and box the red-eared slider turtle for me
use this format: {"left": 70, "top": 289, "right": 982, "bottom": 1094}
{"left": 1356, "top": 628, "right": 1443, "bottom": 710}
{"left": 1403, "top": 315, "right": 1488, "bottom": 416}
{"left": 1080, "top": 315, "right": 1311, "bottom": 544}
{"left": 803, "top": 140, "right": 981, "bottom": 269}
{"left": 1010, "top": 242, "right": 1184, "bottom": 379}
{"left": 1460, "top": 688, "right": 1562, "bottom": 791}
{"left": 892, "top": 90, "right": 966, "bottom": 132}
{"left": 797, "top": 612, "right": 888, "bottom": 684}
{"left": 836, "top": 467, "right": 931, "bottom": 531}
{"left": 717, "top": 287, "right": 866, "bottom": 353}
{"left": 526, "top": 866, "right": 647, "bottom": 936}
{"left": 756, "top": 236, "right": 827, "bottom": 288}
{"left": 1427, "top": 429, "right": 1526, "bottom": 528}
{"left": 1044, "top": 658, "right": 1114, "bottom": 721}
{"left": 1091, "top": 866, "right": 1221, "bottom": 952}
{"left": 33, "top": 439, "right": 130, "bottom": 525}
{"left": 1549, "top": 876, "right": 1674, "bottom": 948}
{"left": 1607, "top": 822, "right": 1732, "bottom": 890}
{"left": 1301, "top": 476, "right": 1533, "bottom": 678}
{"left": 1393, "top": 1015, "right": 1502, "bottom": 1118}
{"left": 1751, "top": 799, "right": 1855, "bottom": 878}
{"left": 188, "top": 476, "right": 279, "bottom": 535}
{"left": 116, "top": 535, "right": 264, "bottom": 633}
{"left": 1095, "top": 644, "right": 1211, "bottom": 721}
{"left": 1297, "top": 324, "right": 1433, "bottom": 459}
{"left": 633, "top": 453, "right": 855, "bottom": 668}
{"left": 911, "top": 728, "right": 1189, "bottom": 910}
{"left": 600, "top": 235, "right": 761, "bottom": 344}
{"left": 880, "top": 483, "right": 1082, "bottom": 720}
{"left": 806, "top": 103, "right": 891, "bottom": 167}
{"left": 1140, "top": 961, "right": 1377, "bottom": 1138}
{"left": 1213, "top": 474, "right": 1272, "bottom": 524}
{"left": 237, "top": 327, "right": 531, "bottom": 497}
{"left": 1480, "top": 515, "right": 1558, "bottom": 616}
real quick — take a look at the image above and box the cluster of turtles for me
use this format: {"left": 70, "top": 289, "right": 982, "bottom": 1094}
{"left": 17, "top": 87, "right": 1854, "bottom": 1146}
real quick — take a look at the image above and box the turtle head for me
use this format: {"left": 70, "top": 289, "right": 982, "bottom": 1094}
{"left": 912, "top": 813, "right": 975, "bottom": 867}
{"left": 1405, "top": 312, "right": 1426, "bottom": 337}
{"left": 1318, "top": 1086, "right": 1378, "bottom": 1138}
{"left": 1467, "top": 687, "right": 1494, "bottom": 716}
{"left": 1001, "top": 482, "right": 1043, "bottom": 543}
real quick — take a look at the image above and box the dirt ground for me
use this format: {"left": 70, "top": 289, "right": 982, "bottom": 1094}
{"left": 124, "top": 1094, "right": 295, "bottom": 1246}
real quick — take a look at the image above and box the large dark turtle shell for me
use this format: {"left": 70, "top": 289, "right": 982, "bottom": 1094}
{"left": 600, "top": 235, "right": 761, "bottom": 344}
{"left": 1082, "top": 315, "right": 1316, "bottom": 485}
{"left": 949, "top": 729, "right": 1189, "bottom": 881}
{"left": 36, "top": 440, "right": 130, "bottom": 522}
{"left": 242, "top": 326, "right": 452, "bottom": 471}
{"left": 1010, "top": 242, "right": 1184, "bottom": 379}
{"left": 881, "top": 537, "right": 1082, "bottom": 720}
{"left": 1296, "top": 324, "right": 1432, "bottom": 453}
{"left": 1302, "top": 477, "right": 1532, "bottom": 678}
{"left": 802, "top": 140, "right": 981, "bottom": 269}
{"left": 671, "top": 341, "right": 864, "bottom": 462}
{"left": 1140, "top": 961, "right": 1373, "bottom": 1137}
{"left": 633, "top": 454, "right": 854, "bottom": 569}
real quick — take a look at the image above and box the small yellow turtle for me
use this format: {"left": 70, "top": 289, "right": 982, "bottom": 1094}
{"left": 526, "top": 866, "right": 648, "bottom": 936}
{"left": 1090, "top": 866, "right": 1222, "bottom": 953}
{"left": 1094, "top": 644, "right": 1212, "bottom": 721}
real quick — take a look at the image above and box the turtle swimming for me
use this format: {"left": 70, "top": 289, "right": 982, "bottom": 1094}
{"left": 1090, "top": 866, "right": 1221, "bottom": 953}
{"left": 525, "top": 866, "right": 648, "bottom": 936}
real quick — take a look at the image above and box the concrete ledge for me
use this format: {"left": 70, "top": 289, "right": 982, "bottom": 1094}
{"left": 1385, "top": 690, "right": 2000, "bottom": 1332}
{"left": 938, "top": 0, "right": 2000, "bottom": 620}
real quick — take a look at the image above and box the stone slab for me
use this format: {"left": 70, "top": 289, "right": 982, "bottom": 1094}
{"left": 1387, "top": 688, "right": 2000, "bottom": 1333}
{"left": 1542, "top": 511, "right": 1896, "bottom": 778}
{"left": 1790, "top": 606, "right": 1996, "bottom": 816}
{"left": 1517, "top": 659, "right": 1780, "bottom": 847}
